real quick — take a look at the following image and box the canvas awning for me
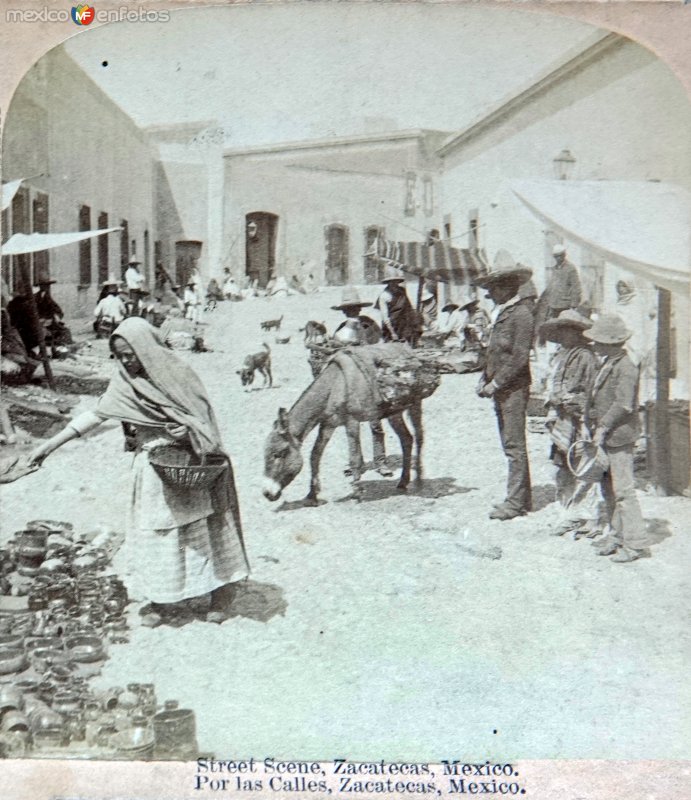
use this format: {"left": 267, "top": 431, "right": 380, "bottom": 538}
{"left": 1, "top": 179, "right": 26, "bottom": 212}
{"left": 511, "top": 179, "right": 691, "bottom": 296}
{"left": 370, "top": 237, "right": 488, "bottom": 284}
{"left": 1, "top": 227, "right": 122, "bottom": 256}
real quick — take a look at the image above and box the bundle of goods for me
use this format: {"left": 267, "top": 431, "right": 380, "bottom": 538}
{"left": 327, "top": 343, "right": 442, "bottom": 417}
{"left": 0, "top": 518, "right": 202, "bottom": 760}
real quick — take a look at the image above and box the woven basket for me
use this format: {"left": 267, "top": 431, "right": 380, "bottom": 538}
{"left": 148, "top": 446, "right": 228, "bottom": 489}
{"left": 567, "top": 440, "right": 609, "bottom": 483}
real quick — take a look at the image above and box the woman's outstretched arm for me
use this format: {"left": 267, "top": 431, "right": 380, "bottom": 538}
{"left": 28, "top": 411, "right": 103, "bottom": 466}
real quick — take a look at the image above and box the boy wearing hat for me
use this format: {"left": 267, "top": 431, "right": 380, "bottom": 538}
{"left": 93, "top": 278, "right": 127, "bottom": 338}
{"left": 330, "top": 287, "right": 391, "bottom": 476}
{"left": 583, "top": 314, "right": 647, "bottom": 563}
{"left": 540, "top": 309, "right": 598, "bottom": 533}
{"left": 476, "top": 258, "right": 535, "bottom": 520}
{"left": 375, "top": 266, "right": 418, "bottom": 345}
{"left": 332, "top": 286, "right": 381, "bottom": 345}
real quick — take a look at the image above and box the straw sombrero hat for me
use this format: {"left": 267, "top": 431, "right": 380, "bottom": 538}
{"left": 476, "top": 249, "right": 532, "bottom": 287}
{"left": 102, "top": 275, "right": 121, "bottom": 288}
{"left": 331, "top": 286, "right": 372, "bottom": 310}
{"left": 381, "top": 264, "right": 406, "bottom": 284}
{"left": 540, "top": 309, "right": 591, "bottom": 341}
{"left": 441, "top": 302, "right": 458, "bottom": 313}
{"left": 583, "top": 314, "right": 632, "bottom": 345}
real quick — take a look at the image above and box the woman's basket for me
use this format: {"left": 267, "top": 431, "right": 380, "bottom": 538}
{"left": 567, "top": 439, "right": 609, "bottom": 483}
{"left": 148, "top": 445, "right": 228, "bottom": 490}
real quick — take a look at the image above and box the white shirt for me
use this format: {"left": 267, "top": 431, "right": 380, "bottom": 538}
{"left": 125, "top": 267, "right": 145, "bottom": 291}
{"left": 94, "top": 294, "right": 127, "bottom": 322}
{"left": 490, "top": 293, "right": 521, "bottom": 326}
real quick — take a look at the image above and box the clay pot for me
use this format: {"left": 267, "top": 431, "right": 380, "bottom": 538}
{"left": 52, "top": 691, "right": 82, "bottom": 716}
{"left": 0, "top": 686, "right": 25, "bottom": 715}
{"left": 17, "top": 529, "right": 49, "bottom": 552}
{"left": 0, "top": 633, "right": 24, "bottom": 653}
{"left": 1, "top": 710, "right": 30, "bottom": 733}
{"left": 0, "top": 647, "right": 27, "bottom": 676}
{"left": 31, "top": 647, "right": 66, "bottom": 674}
{"left": 153, "top": 708, "right": 198, "bottom": 760}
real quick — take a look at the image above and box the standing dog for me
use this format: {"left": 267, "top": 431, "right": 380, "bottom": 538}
{"left": 237, "top": 343, "right": 272, "bottom": 389}
{"left": 260, "top": 315, "right": 283, "bottom": 332}
{"left": 300, "top": 320, "right": 327, "bottom": 343}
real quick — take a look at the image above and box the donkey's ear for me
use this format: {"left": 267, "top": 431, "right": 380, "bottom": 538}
{"left": 276, "top": 407, "right": 289, "bottom": 432}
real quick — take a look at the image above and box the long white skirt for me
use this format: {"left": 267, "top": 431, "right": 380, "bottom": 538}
{"left": 126, "top": 450, "right": 248, "bottom": 604}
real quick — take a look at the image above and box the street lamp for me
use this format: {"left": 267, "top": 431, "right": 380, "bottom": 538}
{"left": 553, "top": 149, "right": 576, "bottom": 181}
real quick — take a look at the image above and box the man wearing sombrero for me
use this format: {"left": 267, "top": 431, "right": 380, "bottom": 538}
{"left": 375, "top": 266, "right": 418, "bottom": 345}
{"left": 332, "top": 286, "right": 381, "bottom": 345}
{"left": 583, "top": 314, "right": 647, "bottom": 563}
{"left": 476, "top": 253, "right": 535, "bottom": 520}
{"left": 540, "top": 309, "right": 598, "bottom": 534}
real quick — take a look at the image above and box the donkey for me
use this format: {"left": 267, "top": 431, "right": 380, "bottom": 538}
{"left": 262, "top": 359, "right": 423, "bottom": 504}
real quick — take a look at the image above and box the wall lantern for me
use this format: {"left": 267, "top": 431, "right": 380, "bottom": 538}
{"left": 553, "top": 149, "right": 576, "bottom": 181}
{"left": 247, "top": 220, "right": 258, "bottom": 239}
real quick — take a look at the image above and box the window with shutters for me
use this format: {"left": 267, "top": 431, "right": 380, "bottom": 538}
{"left": 32, "top": 193, "right": 49, "bottom": 283}
{"left": 78, "top": 204, "right": 92, "bottom": 286}
{"left": 97, "top": 212, "right": 109, "bottom": 284}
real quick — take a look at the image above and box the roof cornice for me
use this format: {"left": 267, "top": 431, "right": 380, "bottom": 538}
{"left": 438, "top": 32, "right": 626, "bottom": 158}
{"left": 224, "top": 129, "right": 448, "bottom": 158}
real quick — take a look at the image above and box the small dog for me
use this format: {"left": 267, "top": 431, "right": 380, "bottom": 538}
{"left": 237, "top": 343, "right": 272, "bottom": 389}
{"left": 300, "top": 320, "right": 327, "bottom": 343}
{"left": 260, "top": 315, "right": 283, "bottom": 332}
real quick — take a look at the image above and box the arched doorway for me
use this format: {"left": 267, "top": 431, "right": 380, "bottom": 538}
{"left": 324, "top": 223, "right": 349, "bottom": 286}
{"left": 245, "top": 212, "right": 278, "bottom": 289}
{"left": 364, "top": 225, "right": 385, "bottom": 284}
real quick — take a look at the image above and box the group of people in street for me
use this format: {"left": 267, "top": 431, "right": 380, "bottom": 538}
{"left": 475, "top": 244, "right": 647, "bottom": 564}
{"left": 9, "top": 240, "right": 651, "bottom": 638}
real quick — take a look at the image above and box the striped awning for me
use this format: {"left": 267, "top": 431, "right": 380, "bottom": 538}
{"left": 371, "top": 238, "right": 489, "bottom": 284}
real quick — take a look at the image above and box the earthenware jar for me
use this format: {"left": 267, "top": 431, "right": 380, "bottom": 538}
{"left": 153, "top": 708, "right": 198, "bottom": 759}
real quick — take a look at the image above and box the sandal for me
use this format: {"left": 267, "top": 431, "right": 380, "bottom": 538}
{"left": 140, "top": 612, "right": 163, "bottom": 628}
{"left": 205, "top": 610, "right": 228, "bottom": 625}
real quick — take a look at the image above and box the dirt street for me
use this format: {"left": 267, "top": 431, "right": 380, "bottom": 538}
{"left": 2, "top": 287, "right": 689, "bottom": 761}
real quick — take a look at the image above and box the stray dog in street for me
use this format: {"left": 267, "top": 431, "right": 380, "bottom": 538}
{"left": 260, "top": 315, "right": 283, "bottom": 332}
{"left": 299, "top": 320, "right": 327, "bottom": 343}
{"left": 237, "top": 343, "right": 272, "bottom": 389}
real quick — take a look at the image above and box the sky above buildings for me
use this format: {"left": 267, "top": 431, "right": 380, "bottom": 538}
{"left": 62, "top": 4, "right": 599, "bottom": 146}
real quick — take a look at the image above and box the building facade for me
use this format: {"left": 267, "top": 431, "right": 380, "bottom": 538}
{"left": 2, "top": 48, "right": 157, "bottom": 317}
{"left": 436, "top": 32, "right": 691, "bottom": 399}
{"left": 222, "top": 130, "right": 447, "bottom": 287}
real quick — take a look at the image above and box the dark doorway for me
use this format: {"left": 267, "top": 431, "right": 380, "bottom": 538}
{"left": 325, "top": 223, "right": 349, "bottom": 286}
{"left": 364, "top": 225, "right": 385, "bottom": 284}
{"left": 175, "top": 240, "right": 203, "bottom": 286}
{"left": 245, "top": 212, "right": 278, "bottom": 288}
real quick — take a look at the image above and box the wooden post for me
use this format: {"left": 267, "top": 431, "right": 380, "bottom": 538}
{"left": 653, "top": 286, "right": 672, "bottom": 494}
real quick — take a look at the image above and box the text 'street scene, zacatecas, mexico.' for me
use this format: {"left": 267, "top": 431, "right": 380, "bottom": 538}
{"left": 0, "top": 2, "right": 689, "bottom": 794}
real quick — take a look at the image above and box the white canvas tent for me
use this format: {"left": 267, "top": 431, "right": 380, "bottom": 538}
{"left": 510, "top": 179, "right": 690, "bottom": 296}
{"left": 511, "top": 179, "right": 690, "bottom": 495}
{"left": 1, "top": 227, "right": 122, "bottom": 256}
